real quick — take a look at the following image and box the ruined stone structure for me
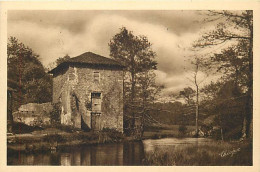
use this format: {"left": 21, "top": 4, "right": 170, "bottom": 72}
{"left": 13, "top": 102, "right": 52, "bottom": 126}
{"left": 49, "top": 52, "right": 124, "bottom": 132}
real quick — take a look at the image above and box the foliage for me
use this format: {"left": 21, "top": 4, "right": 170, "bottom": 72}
{"left": 147, "top": 102, "right": 197, "bottom": 126}
{"left": 194, "top": 10, "right": 253, "bottom": 139}
{"left": 100, "top": 128, "right": 124, "bottom": 141}
{"left": 7, "top": 37, "right": 52, "bottom": 110}
{"left": 43, "top": 134, "right": 65, "bottom": 143}
{"left": 179, "top": 87, "right": 195, "bottom": 105}
{"left": 12, "top": 122, "right": 43, "bottom": 134}
{"left": 55, "top": 54, "right": 71, "bottom": 66}
{"left": 200, "top": 80, "right": 247, "bottom": 139}
{"left": 178, "top": 125, "right": 187, "bottom": 135}
{"left": 109, "top": 27, "right": 158, "bottom": 137}
{"left": 50, "top": 103, "right": 61, "bottom": 126}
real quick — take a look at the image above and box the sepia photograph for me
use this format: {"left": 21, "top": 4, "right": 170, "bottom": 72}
{"left": 3, "top": 4, "right": 258, "bottom": 167}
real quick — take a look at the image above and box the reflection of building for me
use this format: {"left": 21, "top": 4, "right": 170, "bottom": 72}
{"left": 8, "top": 141, "right": 145, "bottom": 165}
{"left": 58, "top": 142, "right": 142, "bottom": 165}
{"left": 49, "top": 52, "right": 124, "bottom": 132}
{"left": 60, "top": 153, "right": 71, "bottom": 166}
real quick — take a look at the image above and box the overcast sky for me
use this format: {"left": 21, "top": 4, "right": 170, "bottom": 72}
{"left": 8, "top": 10, "right": 218, "bottom": 97}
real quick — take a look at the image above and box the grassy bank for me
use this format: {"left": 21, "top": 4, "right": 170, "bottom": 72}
{"left": 143, "top": 139, "right": 252, "bottom": 166}
{"left": 143, "top": 124, "right": 196, "bottom": 139}
{"left": 7, "top": 127, "right": 125, "bottom": 153}
{"left": 8, "top": 124, "right": 198, "bottom": 153}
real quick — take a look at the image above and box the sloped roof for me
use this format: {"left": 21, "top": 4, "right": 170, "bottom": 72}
{"left": 49, "top": 52, "right": 124, "bottom": 74}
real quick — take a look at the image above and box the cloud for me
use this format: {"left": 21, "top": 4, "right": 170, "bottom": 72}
{"left": 8, "top": 10, "right": 210, "bottom": 95}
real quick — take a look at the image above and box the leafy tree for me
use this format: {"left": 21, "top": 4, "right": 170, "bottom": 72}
{"left": 215, "top": 81, "right": 246, "bottom": 139}
{"left": 109, "top": 27, "right": 158, "bottom": 136}
{"left": 56, "top": 54, "right": 71, "bottom": 66}
{"left": 46, "top": 54, "right": 71, "bottom": 71}
{"left": 7, "top": 37, "right": 52, "bottom": 110}
{"left": 194, "top": 10, "right": 253, "bottom": 139}
{"left": 200, "top": 81, "right": 223, "bottom": 101}
{"left": 179, "top": 87, "right": 195, "bottom": 105}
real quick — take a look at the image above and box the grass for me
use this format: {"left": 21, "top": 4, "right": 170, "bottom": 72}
{"left": 143, "top": 124, "right": 196, "bottom": 139}
{"left": 7, "top": 127, "right": 125, "bottom": 153}
{"left": 143, "top": 140, "right": 252, "bottom": 166}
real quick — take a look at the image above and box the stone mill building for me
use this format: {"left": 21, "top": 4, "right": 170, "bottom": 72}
{"left": 49, "top": 52, "right": 124, "bottom": 132}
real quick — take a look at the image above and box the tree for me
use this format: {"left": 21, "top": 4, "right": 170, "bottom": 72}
{"left": 109, "top": 27, "right": 158, "bottom": 136}
{"left": 136, "top": 71, "right": 162, "bottom": 136}
{"left": 7, "top": 37, "right": 52, "bottom": 110}
{"left": 47, "top": 54, "right": 71, "bottom": 70}
{"left": 179, "top": 87, "right": 195, "bottom": 105}
{"left": 183, "top": 56, "right": 207, "bottom": 136}
{"left": 56, "top": 54, "right": 71, "bottom": 66}
{"left": 199, "top": 80, "right": 246, "bottom": 140}
{"left": 200, "top": 81, "right": 223, "bottom": 101}
{"left": 194, "top": 10, "right": 253, "bottom": 139}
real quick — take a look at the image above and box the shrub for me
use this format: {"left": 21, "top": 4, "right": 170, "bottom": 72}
{"left": 50, "top": 103, "right": 61, "bottom": 126}
{"left": 101, "top": 128, "right": 124, "bottom": 140}
{"left": 43, "top": 134, "right": 65, "bottom": 143}
{"left": 12, "top": 122, "right": 43, "bottom": 134}
{"left": 178, "top": 125, "right": 187, "bottom": 135}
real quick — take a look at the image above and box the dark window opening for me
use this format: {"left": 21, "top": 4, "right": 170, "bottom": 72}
{"left": 91, "top": 92, "right": 101, "bottom": 112}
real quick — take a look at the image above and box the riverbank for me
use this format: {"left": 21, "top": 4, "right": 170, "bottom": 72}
{"left": 7, "top": 123, "right": 194, "bottom": 153}
{"left": 7, "top": 123, "right": 253, "bottom": 166}
{"left": 143, "top": 139, "right": 252, "bottom": 166}
{"left": 7, "top": 127, "right": 126, "bottom": 153}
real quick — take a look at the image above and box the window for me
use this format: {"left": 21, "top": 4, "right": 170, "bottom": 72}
{"left": 93, "top": 72, "right": 100, "bottom": 82}
{"left": 91, "top": 92, "right": 101, "bottom": 98}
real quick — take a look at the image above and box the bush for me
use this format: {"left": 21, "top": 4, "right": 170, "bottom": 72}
{"left": 50, "top": 103, "right": 61, "bottom": 126}
{"left": 101, "top": 128, "right": 124, "bottom": 140}
{"left": 12, "top": 122, "right": 43, "bottom": 134}
{"left": 178, "top": 125, "right": 187, "bottom": 135}
{"left": 43, "top": 134, "right": 65, "bottom": 143}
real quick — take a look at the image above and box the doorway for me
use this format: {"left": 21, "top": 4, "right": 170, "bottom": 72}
{"left": 91, "top": 93, "right": 101, "bottom": 131}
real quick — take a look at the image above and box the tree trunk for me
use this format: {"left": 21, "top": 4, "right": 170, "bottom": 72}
{"left": 247, "top": 24, "right": 253, "bottom": 139}
{"left": 130, "top": 55, "right": 136, "bottom": 136}
{"left": 241, "top": 14, "right": 253, "bottom": 140}
{"left": 241, "top": 117, "right": 247, "bottom": 140}
{"left": 194, "top": 61, "right": 199, "bottom": 137}
{"left": 195, "top": 85, "right": 199, "bottom": 136}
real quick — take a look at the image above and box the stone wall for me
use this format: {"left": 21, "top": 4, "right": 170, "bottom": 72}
{"left": 52, "top": 64, "right": 124, "bottom": 132}
{"left": 13, "top": 102, "right": 52, "bottom": 126}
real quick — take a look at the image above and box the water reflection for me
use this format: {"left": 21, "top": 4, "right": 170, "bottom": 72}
{"left": 8, "top": 138, "right": 211, "bottom": 166}
{"left": 8, "top": 142, "right": 144, "bottom": 166}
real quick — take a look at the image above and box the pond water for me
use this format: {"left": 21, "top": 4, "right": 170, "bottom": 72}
{"left": 8, "top": 138, "right": 211, "bottom": 166}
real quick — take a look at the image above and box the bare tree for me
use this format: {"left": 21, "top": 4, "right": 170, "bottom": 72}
{"left": 194, "top": 10, "right": 253, "bottom": 139}
{"left": 184, "top": 57, "right": 208, "bottom": 136}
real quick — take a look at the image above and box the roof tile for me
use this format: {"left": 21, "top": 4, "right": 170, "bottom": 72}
{"left": 49, "top": 52, "right": 124, "bottom": 74}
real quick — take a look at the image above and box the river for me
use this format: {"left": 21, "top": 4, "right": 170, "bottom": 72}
{"left": 8, "top": 138, "right": 212, "bottom": 165}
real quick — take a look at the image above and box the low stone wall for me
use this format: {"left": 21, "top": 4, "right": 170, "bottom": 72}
{"left": 13, "top": 102, "right": 53, "bottom": 126}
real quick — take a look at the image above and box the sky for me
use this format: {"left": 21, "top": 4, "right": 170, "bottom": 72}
{"left": 8, "top": 10, "right": 219, "bottom": 98}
